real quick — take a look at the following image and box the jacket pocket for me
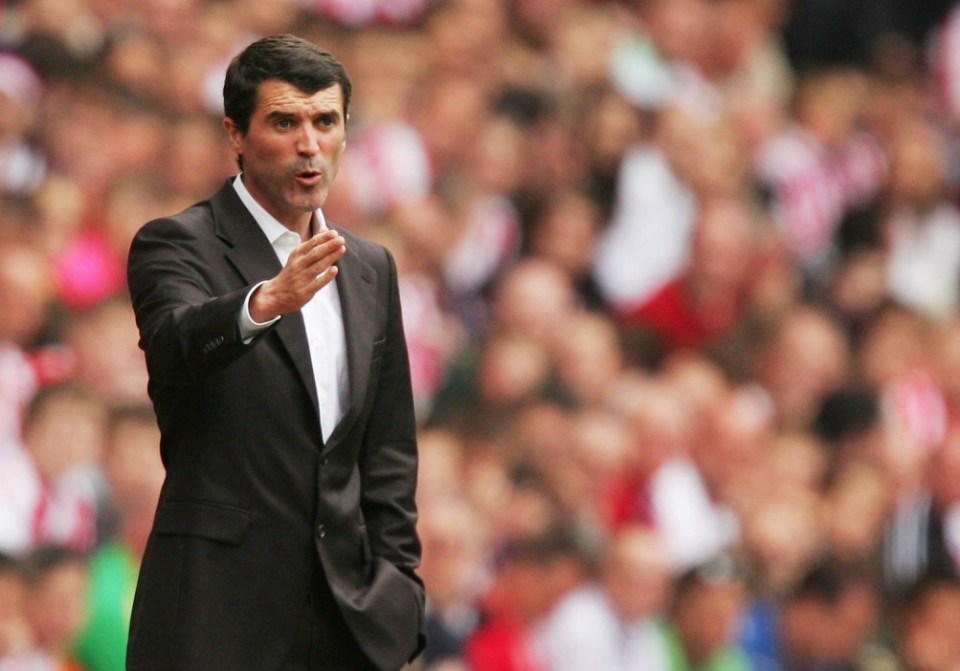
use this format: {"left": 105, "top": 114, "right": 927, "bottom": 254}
{"left": 154, "top": 498, "right": 250, "bottom": 546}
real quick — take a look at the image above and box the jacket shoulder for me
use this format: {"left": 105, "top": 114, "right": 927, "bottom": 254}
{"left": 336, "top": 226, "right": 394, "bottom": 269}
{"left": 136, "top": 199, "right": 216, "bottom": 241}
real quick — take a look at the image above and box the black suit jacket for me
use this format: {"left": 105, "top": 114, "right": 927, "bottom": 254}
{"left": 126, "top": 180, "right": 424, "bottom": 671}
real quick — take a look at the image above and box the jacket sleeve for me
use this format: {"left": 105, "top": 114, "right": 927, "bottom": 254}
{"left": 127, "top": 215, "right": 275, "bottom": 386}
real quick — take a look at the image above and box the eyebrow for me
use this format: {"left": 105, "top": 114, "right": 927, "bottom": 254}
{"left": 265, "top": 109, "right": 341, "bottom": 122}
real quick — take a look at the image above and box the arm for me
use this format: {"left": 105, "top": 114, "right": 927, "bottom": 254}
{"left": 128, "top": 214, "right": 346, "bottom": 386}
{"left": 128, "top": 216, "right": 260, "bottom": 386}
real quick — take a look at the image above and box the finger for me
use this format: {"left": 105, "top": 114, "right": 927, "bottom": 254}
{"left": 309, "top": 264, "right": 339, "bottom": 291}
{"left": 295, "top": 235, "right": 345, "bottom": 267}
{"left": 303, "top": 240, "right": 347, "bottom": 273}
{"left": 289, "top": 230, "right": 337, "bottom": 260}
{"left": 302, "top": 258, "right": 344, "bottom": 286}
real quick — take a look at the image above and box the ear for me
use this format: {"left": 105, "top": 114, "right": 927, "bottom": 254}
{"left": 223, "top": 117, "right": 244, "bottom": 157}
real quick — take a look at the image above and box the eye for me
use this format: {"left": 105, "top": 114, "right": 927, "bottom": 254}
{"left": 317, "top": 114, "right": 337, "bottom": 128}
{"left": 275, "top": 118, "right": 295, "bottom": 130}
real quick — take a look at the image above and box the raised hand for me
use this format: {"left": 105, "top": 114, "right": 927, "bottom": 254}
{"left": 249, "top": 229, "right": 346, "bottom": 322}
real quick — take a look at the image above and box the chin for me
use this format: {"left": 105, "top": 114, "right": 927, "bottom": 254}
{"left": 288, "top": 190, "right": 327, "bottom": 212}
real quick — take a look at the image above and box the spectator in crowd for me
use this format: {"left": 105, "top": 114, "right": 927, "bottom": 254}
{"left": 659, "top": 554, "right": 753, "bottom": 671}
{"left": 1, "top": 546, "right": 89, "bottom": 671}
{"left": 0, "top": 554, "right": 29, "bottom": 660}
{"left": 896, "top": 577, "right": 960, "bottom": 671}
{"left": 755, "top": 68, "right": 886, "bottom": 272}
{"left": 467, "top": 528, "right": 586, "bottom": 671}
{"left": 753, "top": 305, "right": 851, "bottom": 430}
{"left": 0, "top": 53, "right": 46, "bottom": 196}
{"left": 882, "top": 117, "right": 960, "bottom": 320}
{"left": 776, "top": 563, "right": 885, "bottom": 671}
{"left": 0, "top": 385, "right": 105, "bottom": 557}
{"left": 417, "top": 491, "right": 488, "bottom": 669}
{"left": 72, "top": 405, "right": 164, "bottom": 671}
{"left": 618, "top": 196, "right": 762, "bottom": 354}
{"left": 0, "top": 242, "right": 53, "bottom": 451}
{"left": 535, "top": 526, "right": 672, "bottom": 671}
{"left": 64, "top": 297, "right": 148, "bottom": 407}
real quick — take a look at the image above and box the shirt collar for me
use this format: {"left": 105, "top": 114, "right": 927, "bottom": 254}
{"left": 232, "top": 174, "right": 328, "bottom": 245}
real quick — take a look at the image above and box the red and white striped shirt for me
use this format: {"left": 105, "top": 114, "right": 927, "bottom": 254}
{"left": 756, "top": 126, "right": 886, "bottom": 263}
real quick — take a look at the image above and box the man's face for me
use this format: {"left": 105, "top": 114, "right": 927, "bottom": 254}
{"left": 225, "top": 79, "right": 346, "bottom": 230}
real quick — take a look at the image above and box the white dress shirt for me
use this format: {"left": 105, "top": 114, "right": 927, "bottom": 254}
{"left": 233, "top": 176, "right": 349, "bottom": 443}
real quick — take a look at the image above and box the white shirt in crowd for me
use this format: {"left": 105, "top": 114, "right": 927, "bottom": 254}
{"left": 593, "top": 144, "right": 696, "bottom": 308}
{"left": 535, "top": 585, "right": 669, "bottom": 671}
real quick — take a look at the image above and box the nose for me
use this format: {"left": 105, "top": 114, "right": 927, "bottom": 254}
{"left": 296, "top": 125, "right": 321, "bottom": 157}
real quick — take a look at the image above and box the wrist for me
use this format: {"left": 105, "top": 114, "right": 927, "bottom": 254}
{"left": 249, "top": 281, "right": 280, "bottom": 323}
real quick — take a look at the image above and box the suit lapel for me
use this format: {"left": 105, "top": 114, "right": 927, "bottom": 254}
{"left": 211, "top": 182, "right": 322, "bottom": 422}
{"left": 326, "top": 233, "right": 378, "bottom": 449}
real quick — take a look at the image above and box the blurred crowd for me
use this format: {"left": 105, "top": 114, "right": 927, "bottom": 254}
{"left": 2, "top": 0, "right": 960, "bottom": 669}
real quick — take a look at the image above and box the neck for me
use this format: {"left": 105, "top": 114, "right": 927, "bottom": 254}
{"left": 286, "top": 214, "right": 313, "bottom": 240}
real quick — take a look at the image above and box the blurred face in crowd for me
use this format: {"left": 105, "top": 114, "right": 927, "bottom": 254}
{"left": 796, "top": 69, "right": 870, "bottom": 149}
{"left": 0, "top": 243, "right": 51, "bottom": 346}
{"left": 564, "top": 409, "right": 632, "bottom": 505}
{"left": 467, "top": 115, "right": 526, "bottom": 194}
{"left": 743, "top": 493, "right": 822, "bottom": 591}
{"left": 887, "top": 119, "right": 947, "bottom": 207}
{"left": 0, "top": 567, "right": 27, "bottom": 657}
{"left": 759, "top": 307, "right": 849, "bottom": 428}
{"left": 106, "top": 414, "right": 164, "bottom": 511}
{"left": 689, "top": 197, "right": 756, "bottom": 297}
{"left": 901, "top": 582, "right": 960, "bottom": 671}
{"left": 766, "top": 431, "right": 827, "bottom": 497}
{"left": 640, "top": 0, "right": 712, "bottom": 64}
{"left": 26, "top": 560, "right": 88, "bottom": 653}
{"left": 695, "top": 388, "right": 773, "bottom": 506}
{"left": 530, "top": 191, "right": 602, "bottom": 278}
{"left": 477, "top": 333, "right": 551, "bottom": 406}
{"left": 493, "top": 259, "right": 577, "bottom": 341}
{"left": 417, "top": 497, "right": 486, "bottom": 611}
{"left": 416, "top": 430, "right": 466, "bottom": 505}
{"left": 414, "top": 74, "right": 486, "bottom": 169}
{"left": 68, "top": 300, "right": 149, "bottom": 405}
{"left": 552, "top": 312, "right": 624, "bottom": 406}
{"left": 225, "top": 80, "right": 347, "bottom": 232}
{"left": 673, "top": 575, "right": 749, "bottom": 665}
{"left": 26, "top": 391, "right": 106, "bottom": 484}
{"left": 825, "top": 464, "right": 891, "bottom": 564}
{"left": 603, "top": 528, "right": 671, "bottom": 621}
{"left": 857, "top": 306, "right": 929, "bottom": 390}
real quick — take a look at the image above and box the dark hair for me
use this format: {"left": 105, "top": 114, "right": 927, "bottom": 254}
{"left": 21, "top": 545, "right": 86, "bottom": 586}
{"left": 223, "top": 34, "right": 352, "bottom": 134}
{"left": 673, "top": 552, "right": 749, "bottom": 601}
{"left": 24, "top": 383, "right": 96, "bottom": 431}
{"left": 107, "top": 403, "right": 157, "bottom": 444}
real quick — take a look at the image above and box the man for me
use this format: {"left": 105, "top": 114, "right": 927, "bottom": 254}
{"left": 535, "top": 526, "right": 672, "bottom": 671}
{"left": 125, "top": 35, "right": 424, "bottom": 671}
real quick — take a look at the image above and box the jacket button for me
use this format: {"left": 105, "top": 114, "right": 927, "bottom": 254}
{"left": 316, "top": 524, "right": 325, "bottom": 539}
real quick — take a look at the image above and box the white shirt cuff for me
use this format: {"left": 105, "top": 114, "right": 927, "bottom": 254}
{"left": 238, "top": 281, "right": 280, "bottom": 342}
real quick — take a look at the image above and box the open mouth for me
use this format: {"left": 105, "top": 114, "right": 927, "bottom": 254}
{"left": 295, "top": 170, "right": 322, "bottom": 185}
